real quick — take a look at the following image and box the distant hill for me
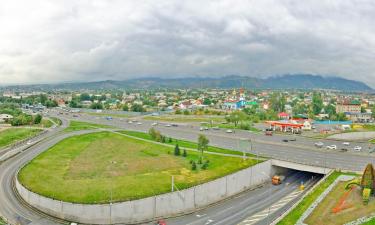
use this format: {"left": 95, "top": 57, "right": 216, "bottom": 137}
{"left": 1, "top": 74, "right": 372, "bottom": 92}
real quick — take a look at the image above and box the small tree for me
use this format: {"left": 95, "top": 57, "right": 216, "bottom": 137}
{"left": 182, "top": 149, "right": 187, "bottom": 157}
{"left": 149, "top": 128, "right": 157, "bottom": 140}
{"left": 174, "top": 144, "right": 180, "bottom": 156}
{"left": 191, "top": 161, "right": 197, "bottom": 170}
{"left": 34, "top": 114, "right": 42, "bottom": 124}
{"left": 198, "top": 134, "right": 209, "bottom": 160}
{"left": 201, "top": 161, "right": 209, "bottom": 170}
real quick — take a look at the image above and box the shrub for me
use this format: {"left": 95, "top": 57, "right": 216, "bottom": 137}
{"left": 33, "top": 114, "right": 42, "bottom": 124}
{"left": 174, "top": 144, "right": 180, "bottom": 156}
{"left": 182, "top": 149, "right": 187, "bottom": 157}
{"left": 191, "top": 161, "right": 197, "bottom": 170}
{"left": 201, "top": 161, "right": 209, "bottom": 170}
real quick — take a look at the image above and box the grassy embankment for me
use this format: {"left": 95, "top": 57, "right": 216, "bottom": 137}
{"left": 277, "top": 171, "right": 343, "bottom": 225}
{"left": 19, "top": 131, "right": 260, "bottom": 203}
{"left": 64, "top": 120, "right": 114, "bottom": 132}
{"left": 120, "top": 130, "right": 258, "bottom": 157}
{"left": 0, "top": 128, "right": 41, "bottom": 149}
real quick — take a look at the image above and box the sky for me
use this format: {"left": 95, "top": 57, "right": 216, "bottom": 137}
{"left": 1, "top": 0, "right": 375, "bottom": 86}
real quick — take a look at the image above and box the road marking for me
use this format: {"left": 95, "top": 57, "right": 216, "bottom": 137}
{"left": 238, "top": 190, "right": 303, "bottom": 225}
{"left": 196, "top": 214, "right": 206, "bottom": 218}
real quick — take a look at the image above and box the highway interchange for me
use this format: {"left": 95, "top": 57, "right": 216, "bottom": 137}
{"left": 1, "top": 110, "right": 375, "bottom": 225}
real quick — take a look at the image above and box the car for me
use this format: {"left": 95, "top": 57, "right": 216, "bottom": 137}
{"left": 128, "top": 121, "right": 133, "bottom": 124}
{"left": 156, "top": 220, "right": 166, "bottom": 225}
{"left": 282, "top": 139, "right": 288, "bottom": 142}
{"left": 171, "top": 124, "right": 178, "bottom": 127}
{"left": 199, "top": 127, "right": 204, "bottom": 131}
{"left": 26, "top": 141, "right": 32, "bottom": 145}
{"left": 314, "top": 142, "right": 324, "bottom": 148}
{"left": 265, "top": 131, "right": 273, "bottom": 136}
{"left": 289, "top": 137, "right": 296, "bottom": 141}
{"left": 136, "top": 122, "right": 142, "bottom": 125}
{"left": 73, "top": 114, "right": 78, "bottom": 117}
{"left": 106, "top": 116, "right": 113, "bottom": 120}
{"left": 342, "top": 142, "right": 350, "bottom": 146}
{"left": 151, "top": 122, "right": 158, "bottom": 126}
{"left": 212, "top": 126, "right": 220, "bottom": 130}
{"left": 326, "top": 145, "right": 337, "bottom": 150}
{"left": 340, "top": 148, "right": 348, "bottom": 152}
{"left": 354, "top": 146, "right": 362, "bottom": 151}
{"left": 165, "top": 124, "right": 172, "bottom": 127}
{"left": 370, "top": 148, "right": 375, "bottom": 153}
{"left": 226, "top": 129, "right": 233, "bottom": 133}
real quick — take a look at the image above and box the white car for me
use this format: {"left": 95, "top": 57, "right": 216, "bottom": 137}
{"left": 136, "top": 122, "right": 142, "bottom": 125}
{"left": 151, "top": 122, "right": 158, "bottom": 126}
{"left": 226, "top": 129, "right": 233, "bottom": 133}
{"left": 200, "top": 127, "right": 204, "bottom": 131}
{"left": 342, "top": 142, "right": 350, "bottom": 146}
{"left": 314, "top": 142, "right": 324, "bottom": 148}
{"left": 165, "top": 124, "right": 172, "bottom": 127}
{"left": 326, "top": 145, "right": 337, "bottom": 150}
{"left": 354, "top": 146, "right": 362, "bottom": 151}
{"left": 128, "top": 121, "right": 133, "bottom": 124}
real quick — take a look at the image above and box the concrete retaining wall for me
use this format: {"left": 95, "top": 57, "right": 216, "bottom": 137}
{"left": 16, "top": 160, "right": 273, "bottom": 224}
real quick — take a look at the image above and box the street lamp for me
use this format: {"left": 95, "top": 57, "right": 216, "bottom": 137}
{"left": 109, "top": 160, "right": 117, "bottom": 224}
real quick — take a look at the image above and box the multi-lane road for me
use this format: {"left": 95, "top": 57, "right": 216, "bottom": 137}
{"left": 56, "top": 111, "right": 375, "bottom": 172}
{"left": 0, "top": 111, "right": 373, "bottom": 225}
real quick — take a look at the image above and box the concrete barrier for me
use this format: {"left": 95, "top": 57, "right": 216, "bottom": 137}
{"left": 16, "top": 160, "right": 273, "bottom": 224}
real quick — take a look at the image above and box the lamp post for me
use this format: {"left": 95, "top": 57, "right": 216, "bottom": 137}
{"left": 109, "top": 160, "right": 117, "bottom": 224}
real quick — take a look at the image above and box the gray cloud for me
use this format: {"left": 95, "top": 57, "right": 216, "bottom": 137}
{"left": 1, "top": 0, "right": 375, "bottom": 86}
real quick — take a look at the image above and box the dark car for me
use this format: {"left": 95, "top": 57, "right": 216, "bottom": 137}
{"left": 340, "top": 148, "right": 348, "bottom": 152}
{"left": 289, "top": 138, "right": 296, "bottom": 141}
{"left": 282, "top": 139, "right": 289, "bottom": 142}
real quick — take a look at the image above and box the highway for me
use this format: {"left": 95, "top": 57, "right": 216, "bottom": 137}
{"left": 53, "top": 111, "right": 375, "bottom": 172}
{"left": 164, "top": 171, "right": 321, "bottom": 225}
{"left": 0, "top": 111, "right": 370, "bottom": 225}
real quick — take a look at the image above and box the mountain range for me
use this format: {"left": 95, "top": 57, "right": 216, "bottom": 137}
{"left": 1, "top": 74, "right": 373, "bottom": 92}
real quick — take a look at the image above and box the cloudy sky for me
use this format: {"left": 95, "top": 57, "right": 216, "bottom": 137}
{"left": 1, "top": 0, "right": 375, "bottom": 86}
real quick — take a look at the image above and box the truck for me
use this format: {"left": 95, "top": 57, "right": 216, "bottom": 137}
{"left": 272, "top": 175, "right": 285, "bottom": 185}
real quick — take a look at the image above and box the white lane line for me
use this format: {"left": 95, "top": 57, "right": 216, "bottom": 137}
{"left": 237, "top": 190, "right": 303, "bottom": 225}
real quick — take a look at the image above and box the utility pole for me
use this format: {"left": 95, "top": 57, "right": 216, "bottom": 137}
{"left": 171, "top": 175, "right": 174, "bottom": 192}
{"left": 109, "top": 160, "right": 116, "bottom": 225}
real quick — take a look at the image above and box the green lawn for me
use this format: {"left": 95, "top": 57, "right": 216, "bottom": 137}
{"left": 19, "top": 132, "right": 259, "bottom": 203}
{"left": 64, "top": 120, "right": 114, "bottom": 132}
{"left": 0, "top": 128, "right": 41, "bottom": 149}
{"left": 361, "top": 217, "right": 375, "bottom": 225}
{"left": 277, "top": 171, "right": 342, "bottom": 225}
{"left": 120, "top": 130, "right": 258, "bottom": 157}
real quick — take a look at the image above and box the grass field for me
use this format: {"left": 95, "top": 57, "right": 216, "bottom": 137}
{"left": 120, "top": 130, "right": 258, "bottom": 157}
{"left": 19, "top": 132, "right": 258, "bottom": 203}
{"left": 64, "top": 120, "right": 114, "bottom": 132}
{"left": 277, "top": 171, "right": 342, "bottom": 225}
{"left": 0, "top": 128, "right": 41, "bottom": 149}
{"left": 305, "top": 180, "right": 375, "bottom": 225}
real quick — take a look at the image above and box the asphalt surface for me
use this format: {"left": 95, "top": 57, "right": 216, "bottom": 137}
{"left": 0, "top": 110, "right": 369, "bottom": 225}
{"left": 164, "top": 171, "right": 321, "bottom": 225}
{"left": 54, "top": 111, "right": 375, "bottom": 172}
